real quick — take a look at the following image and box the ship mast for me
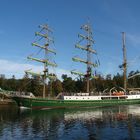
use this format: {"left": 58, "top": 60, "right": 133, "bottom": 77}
{"left": 122, "top": 32, "right": 127, "bottom": 91}
{"left": 25, "top": 24, "right": 57, "bottom": 98}
{"left": 119, "top": 32, "right": 127, "bottom": 91}
{"left": 71, "top": 22, "right": 98, "bottom": 93}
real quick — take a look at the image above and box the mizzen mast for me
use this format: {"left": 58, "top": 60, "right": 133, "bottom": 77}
{"left": 119, "top": 32, "right": 127, "bottom": 91}
{"left": 71, "top": 22, "right": 98, "bottom": 93}
{"left": 122, "top": 32, "right": 127, "bottom": 91}
{"left": 26, "top": 24, "right": 57, "bottom": 98}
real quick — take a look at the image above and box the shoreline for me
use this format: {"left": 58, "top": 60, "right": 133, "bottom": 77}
{"left": 0, "top": 99, "right": 16, "bottom": 105}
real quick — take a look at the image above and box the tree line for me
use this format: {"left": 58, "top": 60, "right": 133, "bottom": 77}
{"left": 0, "top": 70, "right": 140, "bottom": 97}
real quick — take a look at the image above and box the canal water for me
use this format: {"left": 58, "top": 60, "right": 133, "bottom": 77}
{"left": 0, "top": 105, "right": 140, "bottom": 140}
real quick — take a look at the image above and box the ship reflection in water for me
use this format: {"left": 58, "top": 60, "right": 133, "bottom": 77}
{"left": 0, "top": 105, "right": 140, "bottom": 140}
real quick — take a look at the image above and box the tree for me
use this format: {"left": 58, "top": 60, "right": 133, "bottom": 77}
{"left": 4, "top": 75, "right": 17, "bottom": 91}
{"left": 113, "top": 73, "right": 123, "bottom": 87}
{"left": 75, "top": 78, "right": 84, "bottom": 92}
{"left": 94, "top": 74, "right": 104, "bottom": 92}
{"left": 51, "top": 79, "right": 63, "bottom": 96}
{"left": 27, "top": 75, "right": 43, "bottom": 96}
{"left": 0, "top": 75, "right": 5, "bottom": 89}
{"left": 18, "top": 73, "right": 30, "bottom": 92}
{"left": 61, "top": 74, "right": 68, "bottom": 81}
{"left": 62, "top": 75, "right": 76, "bottom": 93}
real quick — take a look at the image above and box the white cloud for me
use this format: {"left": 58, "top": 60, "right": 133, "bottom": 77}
{"left": 0, "top": 59, "right": 41, "bottom": 78}
{"left": 54, "top": 68, "right": 71, "bottom": 80}
{"left": 0, "top": 59, "right": 71, "bottom": 79}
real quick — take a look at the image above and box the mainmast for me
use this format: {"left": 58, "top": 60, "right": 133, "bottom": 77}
{"left": 71, "top": 22, "right": 98, "bottom": 93}
{"left": 26, "top": 24, "right": 57, "bottom": 98}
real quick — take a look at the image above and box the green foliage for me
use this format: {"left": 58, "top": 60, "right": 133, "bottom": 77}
{"left": 113, "top": 73, "right": 123, "bottom": 87}
{"left": 62, "top": 76, "right": 76, "bottom": 92}
{"left": 51, "top": 79, "right": 63, "bottom": 96}
{"left": 28, "top": 76, "right": 43, "bottom": 96}
{"left": 75, "top": 79, "right": 85, "bottom": 92}
{"left": 1, "top": 70, "right": 140, "bottom": 97}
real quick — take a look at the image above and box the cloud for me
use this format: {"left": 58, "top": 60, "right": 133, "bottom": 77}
{"left": 54, "top": 68, "right": 71, "bottom": 80}
{"left": 0, "top": 59, "right": 42, "bottom": 78}
{"left": 0, "top": 59, "right": 71, "bottom": 79}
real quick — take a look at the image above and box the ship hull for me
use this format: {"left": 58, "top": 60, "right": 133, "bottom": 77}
{"left": 12, "top": 96, "right": 140, "bottom": 109}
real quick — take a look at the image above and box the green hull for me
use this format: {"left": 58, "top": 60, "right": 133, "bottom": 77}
{"left": 12, "top": 96, "right": 140, "bottom": 109}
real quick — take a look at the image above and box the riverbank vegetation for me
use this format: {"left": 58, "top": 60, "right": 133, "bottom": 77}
{"left": 0, "top": 70, "right": 140, "bottom": 97}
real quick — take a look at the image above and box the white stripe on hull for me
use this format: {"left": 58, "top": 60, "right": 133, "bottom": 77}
{"left": 64, "top": 95, "right": 140, "bottom": 100}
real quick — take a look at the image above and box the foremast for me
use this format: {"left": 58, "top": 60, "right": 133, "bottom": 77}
{"left": 25, "top": 24, "right": 57, "bottom": 98}
{"left": 71, "top": 22, "right": 98, "bottom": 93}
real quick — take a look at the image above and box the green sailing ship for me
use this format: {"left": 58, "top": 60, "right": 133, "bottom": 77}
{"left": 12, "top": 22, "right": 140, "bottom": 109}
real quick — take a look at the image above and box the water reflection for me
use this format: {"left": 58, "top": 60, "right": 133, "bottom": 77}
{"left": 0, "top": 105, "right": 140, "bottom": 140}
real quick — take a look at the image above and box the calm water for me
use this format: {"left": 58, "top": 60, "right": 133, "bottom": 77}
{"left": 0, "top": 105, "right": 140, "bottom": 140}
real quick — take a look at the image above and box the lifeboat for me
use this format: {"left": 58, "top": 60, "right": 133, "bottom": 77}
{"left": 112, "top": 91, "right": 124, "bottom": 96}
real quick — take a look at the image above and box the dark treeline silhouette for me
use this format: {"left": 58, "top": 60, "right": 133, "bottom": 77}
{"left": 0, "top": 70, "right": 140, "bottom": 97}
